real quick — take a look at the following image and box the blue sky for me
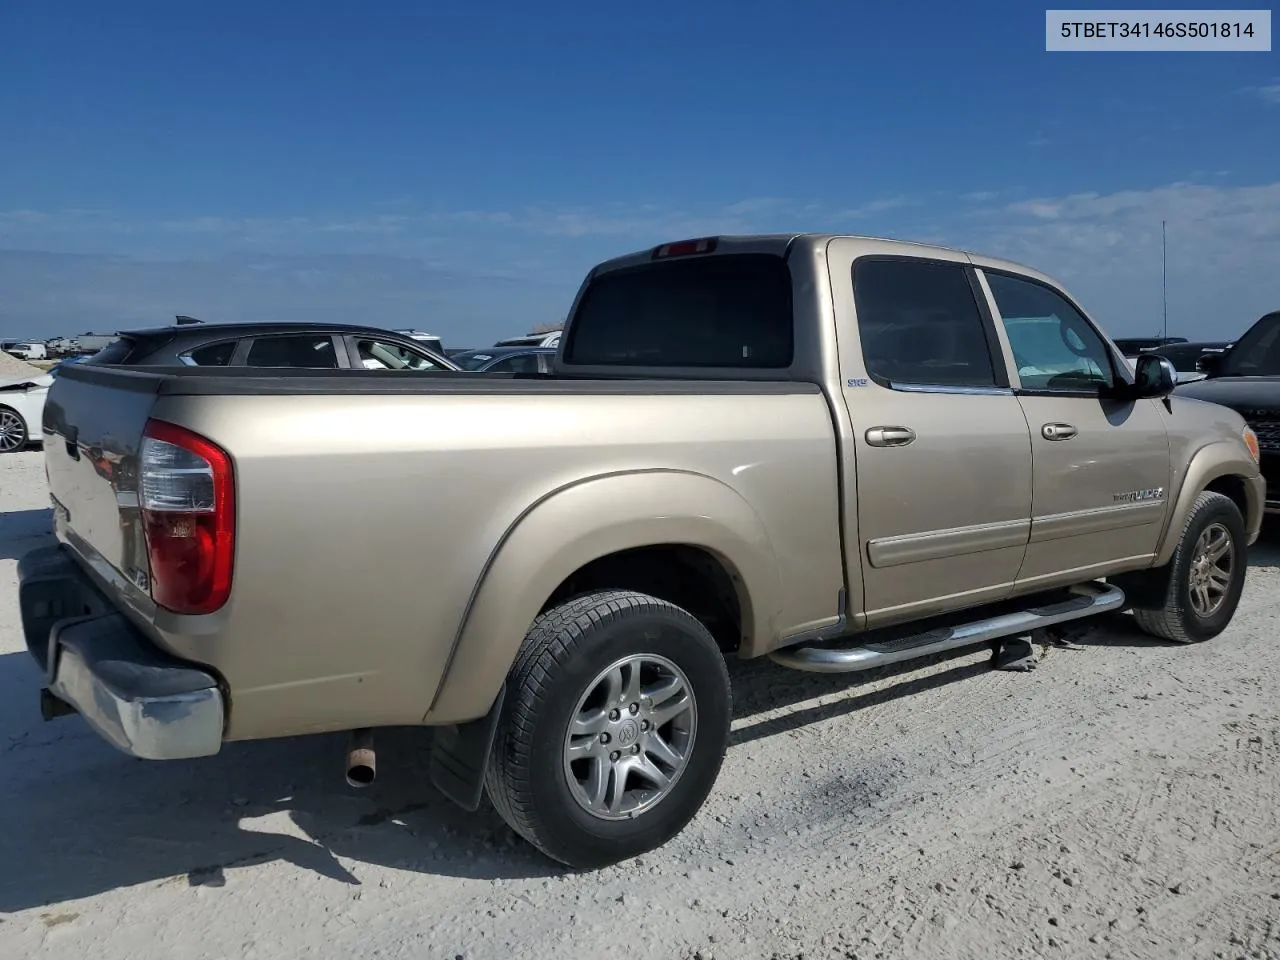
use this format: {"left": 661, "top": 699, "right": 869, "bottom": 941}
{"left": 1, "top": 0, "right": 1277, "bottom": 345}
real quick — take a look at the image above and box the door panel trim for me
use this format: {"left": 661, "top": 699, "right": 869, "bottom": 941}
{"left": 892, "top": 383, "right": 1014, "bottom": 396}
{"left": 1029, "top": 501, "right": 1166, "bottom": 543}
{"left": 867, "top": 518, "right": 1031, "bottom": 568}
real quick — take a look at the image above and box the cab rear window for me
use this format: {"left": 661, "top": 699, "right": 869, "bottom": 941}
{"left": 564, "top": 254, "right": 793, "bottom": 368}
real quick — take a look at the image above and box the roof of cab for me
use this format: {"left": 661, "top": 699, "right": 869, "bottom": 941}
{"left": 588, "top": 233, "right": 1051, "bottom": 285}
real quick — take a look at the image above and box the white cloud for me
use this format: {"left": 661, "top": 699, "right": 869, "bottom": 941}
{"left": 4, "top": 182, "right": 1277, "bottom": 342}
{"left": 0, "top": 251, "right": 569, "bottom": 344}
{"left": 950, "top": 181, "right": 1280, "bottom": 338}
{"left": 1242, "top": 82, "right": 1280, "bottom": 103}
{"left": 831, "top": 197, "right": 911, "bottom": 221}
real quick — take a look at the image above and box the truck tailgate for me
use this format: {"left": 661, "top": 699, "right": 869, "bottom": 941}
{"left": 42, "top": 367, "right": 161, "bottom": 597}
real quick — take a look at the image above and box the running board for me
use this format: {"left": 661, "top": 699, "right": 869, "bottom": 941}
{"left": 768, "top": 582, "right": 1125, "bottom": 674}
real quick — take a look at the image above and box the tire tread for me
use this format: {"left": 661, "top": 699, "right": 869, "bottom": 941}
{"left": 485, "top": 589, "right": 728, "bottom": 865}
{"left": 1132, "top": 491, "right": 1243, "bottom": 643}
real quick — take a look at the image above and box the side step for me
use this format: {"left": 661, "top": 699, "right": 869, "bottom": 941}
{"left": 768, "top": 582, "right": 1125, "bottom": 674}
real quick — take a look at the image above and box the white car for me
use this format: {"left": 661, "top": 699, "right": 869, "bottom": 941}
{"left": 0, "top": 372, "right": 52, "bottom": 453}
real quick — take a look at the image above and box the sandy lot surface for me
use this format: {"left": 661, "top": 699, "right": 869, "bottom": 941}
{"left": 3, "top": 447, "right": 1280, "bottom": 960}
{"left": 0, "top": 353, "right": 46, "bottom": 380}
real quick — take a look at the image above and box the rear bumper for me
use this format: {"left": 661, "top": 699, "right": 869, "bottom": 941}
{"left": 18, "top": 544, "right": 225, "bottom": 760}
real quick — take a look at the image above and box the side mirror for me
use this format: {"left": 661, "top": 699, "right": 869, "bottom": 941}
{"left": 1196, "top": 352, "right": 1224, "bottom": 376}
{"left": 1132, "top": 354, "right": 1177, "bottom": 399}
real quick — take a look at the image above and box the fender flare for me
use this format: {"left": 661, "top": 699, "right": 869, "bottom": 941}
{"left": 1153, "top": 440, "right": 1262, "bottom": 567}
{"left": 425, "top": 469, "right": 783, "bottom": 722}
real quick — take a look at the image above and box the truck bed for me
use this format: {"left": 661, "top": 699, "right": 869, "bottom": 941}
{"left": 42, "top": 363, "right": 846, "bottom": 738}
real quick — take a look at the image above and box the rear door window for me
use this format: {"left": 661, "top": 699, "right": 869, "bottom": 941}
{"left": 244, "top": 335, "right": 340, "bottom": 368}
{"left": 564, "top": 254, "right": 793, "bottom": 368}
{"left": 853, "top": 258, "right": 1000, "bottom": 388}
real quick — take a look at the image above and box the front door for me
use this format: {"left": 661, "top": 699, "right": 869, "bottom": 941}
{"left": 978, "top": 268, "right": 1172, "bottom": 588}
{"left": 831, "top": 248, "right": 1034, "bottom": 626}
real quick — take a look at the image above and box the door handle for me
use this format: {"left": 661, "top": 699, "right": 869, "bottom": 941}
{"left": 1042, "top": 422, "right": 1078, "bottom": 441}
{"left": 865, "top": 426, "right": 916, "bottom": 447}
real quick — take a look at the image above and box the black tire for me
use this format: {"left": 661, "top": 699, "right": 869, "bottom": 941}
{"left": 1131, "top": 491, "right": 1247, "bottom": 643}
{"left": 485, "top": 589, "right": 732, "bottom": 869}
{"left": 0, "top": 405, "right": 29, "bottom": 454}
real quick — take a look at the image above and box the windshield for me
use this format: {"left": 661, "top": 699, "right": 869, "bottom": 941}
{"left": 1223, "top": 313, "right": 1280, "bottom": 376}
{"left": 452, "top": 351, "right": 497, "bottom": 370}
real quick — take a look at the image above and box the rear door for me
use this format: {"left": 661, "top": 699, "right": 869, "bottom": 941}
{"left": 976, "top": 268, "right": 1171, "bottom": 587}
{"left": 828, "top": 244, "right": 1034, "bottom": 626}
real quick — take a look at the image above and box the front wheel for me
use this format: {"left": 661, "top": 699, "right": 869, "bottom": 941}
{"left": 1131, "top": 491, "right": 1247, "bottom": 643}
{"left": 485, "top": 589, "right": 731, "bottom": 868}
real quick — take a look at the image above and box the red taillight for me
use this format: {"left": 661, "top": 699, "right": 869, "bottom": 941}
{"left": 139, "top": 419, "right": 235, "bottom": 615}
{"left": 652, "top": 237, "right": 718, "bottom": 259}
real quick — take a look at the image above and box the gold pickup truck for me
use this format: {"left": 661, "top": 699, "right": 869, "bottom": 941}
{"left": 19, "top": 234, "right": 1264, "bottom": 868}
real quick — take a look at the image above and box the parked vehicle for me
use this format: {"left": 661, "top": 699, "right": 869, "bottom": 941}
{"left": 1176, "top": 311, "right": 1280, "bottom": 514}
{"left": 1135, "top": 340, "right": 1230, "bottom": 384}
{"left": 2, "top": 340, "right": 49, "bottom": 361}
{"left": 495, "top": 331, "right": 562, "bottom": 349}
{"left": 394, "top": 329, "right": 446, "bottom": 356}
{"left": 21, "top": 234, "right": 1263, "bottom": 869}
{"left": 451, "top": 346, "right": 557, "bottom": 373}
{"left": 1113, "top": 336, "right": 1188, "bottom": 355}
{"left": 84, "top": 321, "right": 459, "bottom": 371}
{"left": 0, "top": 370, "right": 52, "bottom": 452}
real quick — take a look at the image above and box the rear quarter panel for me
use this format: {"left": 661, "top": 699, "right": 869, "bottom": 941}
{"left": 149, "top": 384, "right": 843, "bottom": 738}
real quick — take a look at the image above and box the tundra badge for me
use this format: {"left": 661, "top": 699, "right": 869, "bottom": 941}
{"left": 1114, "top": 487, "right": 1165, "bottom": 504}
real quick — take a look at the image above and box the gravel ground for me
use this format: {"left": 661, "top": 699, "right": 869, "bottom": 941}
{"left": 3, "top": 447, "right": 1280, "bottom": 960}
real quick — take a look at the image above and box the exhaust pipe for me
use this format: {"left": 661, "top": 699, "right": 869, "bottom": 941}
{"left": 345, "top": 728, "right": 376, "bottom": 787}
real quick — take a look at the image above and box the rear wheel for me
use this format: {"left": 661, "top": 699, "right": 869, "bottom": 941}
{"left": 0, "top": 406, "right": 28, "bottom": 453}
{"left": 1131, "top": 491, "right": 1247, "bottom": 643}
{"left": 485, "top": 589, "right": 731, "bottom": 868}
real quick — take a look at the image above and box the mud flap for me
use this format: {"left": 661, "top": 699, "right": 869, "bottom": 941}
{"left": 429, "top": 684, "right": 506, "bottom": 812}
{"left": 1109, "top": 566, "right": 1173, "bottom": 610}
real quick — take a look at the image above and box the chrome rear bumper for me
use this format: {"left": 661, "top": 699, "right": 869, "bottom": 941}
{"left": 19, "top": 544, "right": 225, "bottom": 760}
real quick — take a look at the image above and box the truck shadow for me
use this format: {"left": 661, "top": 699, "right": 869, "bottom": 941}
{"left": 0, "top": 507, "right": 54, "bottom": 561}
{"left": 0, "top": 649, "right": 549, "bottom": 911}
{"left": 3, "top": 516, "right": 1278, "bottom": 912}
{"left": 0, "top": 643, "right": 998, "bottom": 911}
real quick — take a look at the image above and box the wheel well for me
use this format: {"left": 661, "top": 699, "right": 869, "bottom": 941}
{"left": 541, "top": 545, "right": 746, "bottom": 651}
{"left": 1205, "top": 474, "right": 1250, "bottom": 520}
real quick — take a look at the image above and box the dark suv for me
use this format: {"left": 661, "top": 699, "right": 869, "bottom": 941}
{"left": 86, "top": 322, "right": 459, "bottom": 371}
{"left": 1177, "top": 310, "right": 1280, "bottom": 513}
